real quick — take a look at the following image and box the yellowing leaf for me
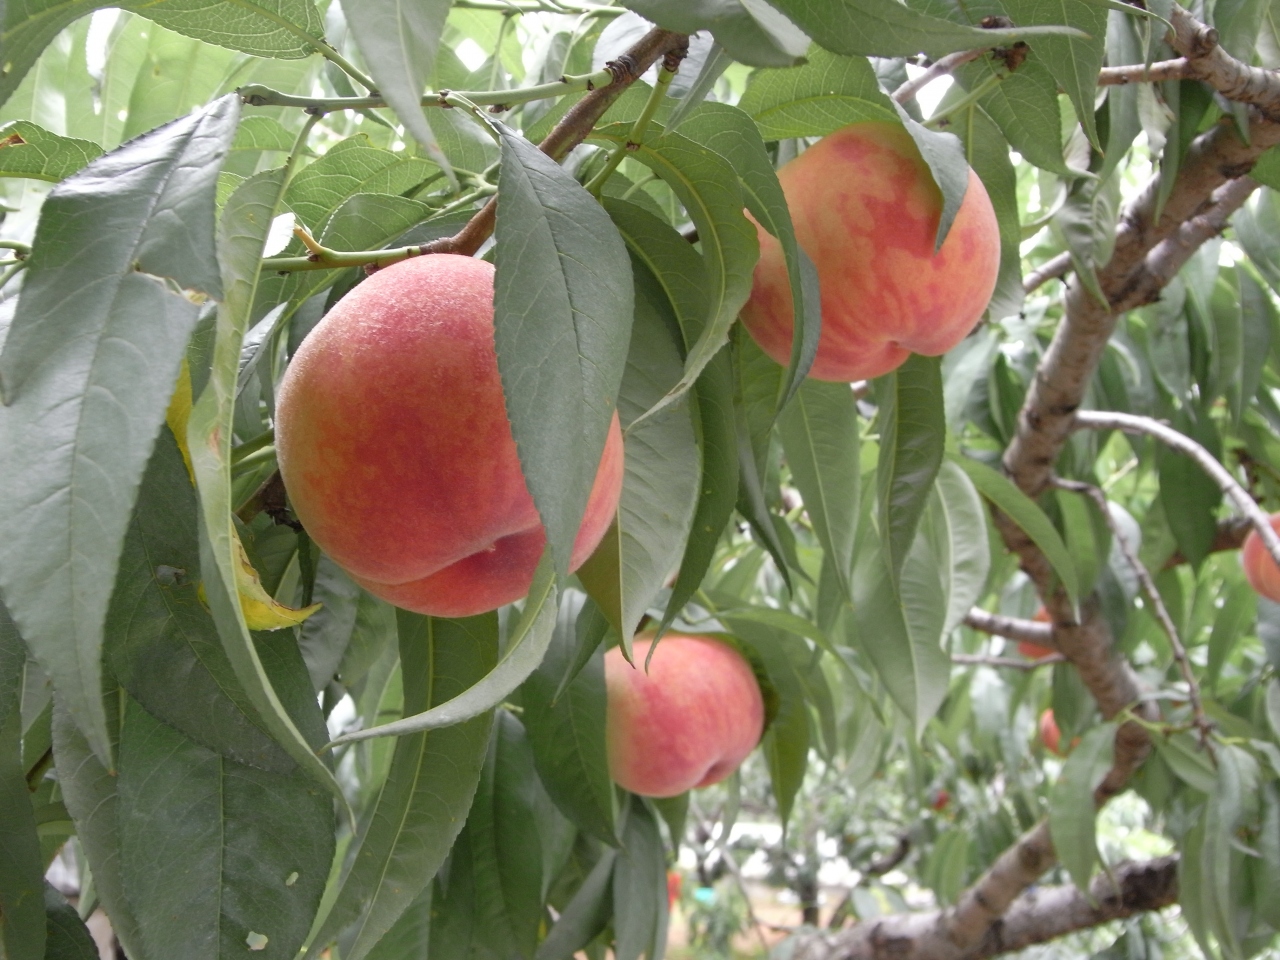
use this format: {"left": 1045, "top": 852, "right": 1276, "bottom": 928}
{"left": 166, "top": 360, "right": 195, "bottom": 482}
{"left": 198, "top": 528, "right": 321, "bottom": 631}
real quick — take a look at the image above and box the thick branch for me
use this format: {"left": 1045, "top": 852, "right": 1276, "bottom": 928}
{"left": 964, "top": 608, "right": 1055, "bottom": 646}
{"left": 952, "top": 653, "right": 1063, "bottom": 669}
{"left": 789, "top": 855, "right": 1178, "bottom": 960}
{"left": 1167, "top": 6, "right": 1280, "bottom": 116}
{"left": 1073, "top": 409, "right": 1280, "bottom": 568}
{"left": 1004, "top": 115, "right": 1280, "bottom": 500}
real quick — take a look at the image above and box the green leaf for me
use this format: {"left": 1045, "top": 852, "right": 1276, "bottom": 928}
{"left": 283, "top": 137, "right": 436, "bottom": 232}
{"left": 955, "top": 55, "right": 1067, "bottom": 174}
{"left": 681, "top": 102, "right": 821, "bottom": 403}
{"left": 467, "top": 712, "right": 565, "bottom": 960}
{"left": 105, "top": 429, "right": 320, "bottom": 772}
{"left": 0, "top": 601, "right": 23, "bottom": 736}
{"left": 0, "top": 94, "right": 237, "bottom": 766}
{"left": 297, "top": 555, "right": 362, "bottom": 692}
{"left": 119, "top": 24, "right": 242, "bottom": 143}
{"left": 0, "top": 120, "right": 101, "bottom": 180}
{"left": 664, "top": 347, "right": 740, "bottom": 628}
{"left": 876, "top": 354, "right": 946, "bottom": 581}
{"left": 851, "top": 516, "right": 950, "bottom": 735}
{"left": 999, "top": 0, "right": 1108, "bottom": 148}
{"left": 521, "top": 592, "right": 617, "bottom": 846}
{"left": 41, "top": 883, "right": 99, "bottom": 960}
{"left": 947, "top": 102, "right": 1024, "bottom": 320}
{"left": 190, "top": 165, "right": 346, "bottom": 798}
{"left": 1048, "top": 723, "right": 1115, "bottom": 891}
{"left": 0, "top": 703, "right": 44, "bottom": 960}
{"left": 311, "top": 613, "right": 498, "bottom": 960}
{"left": 1156, "top": 408, "right": 1222, "bottom": 571}
{"left": 116, "top": 695, "right": 335, "bottom": 960}
{"left": 590, "top": 122, "right": 758, "bottom": 425}
{"left": 766, "top": 0, "right": 1087, "bottom": 57}
{"left": 929, "top": 459, "right": 991, "bottom": 633}
{"left": 535, "top": 850, "right": 616, "bottom": 960}
{"left": 138, "top": 0, "right": 326, "bottom": 60}
{"left": 620, "top": 0, "right": 809, "bottom": 66}
{"left": 778, "top": 380, "right": 860, "bottom": 595}
{"left": 232, "top": 116, "right": 297, "bottom": 153}
{"left": 340, "top": 0, "right": 454, "bottom": 180}
{"left": 612, "top": 796, "right": 669, "bottom": 960}
{"left": 739, "top": 47, "right": 897, "bottom": 139}
{"left": 494, "top": 122, "right": 633, "bottom": 577}
{"left": 726, "top": 621, "right": 813, "bottom": 824}
{"left": 578, "top": 257, "right": 700, "bottom": 642}
{"left": 329, "top": 558, "right": 557, "bottom": 744}
{"left": 1154, "top": 731, "right": 1217, "bottom": 794}
{"left": 1200, "top": 745, "right": 1257, "bottom": 959}
{"left": 50, "top": 700, "right": 148, "bottom": 960}
{"left": 363, "top": 884, "right": 431, "bottom": 960}
{"left": 950, "top": 453, "right": 1081, "bottom": 608}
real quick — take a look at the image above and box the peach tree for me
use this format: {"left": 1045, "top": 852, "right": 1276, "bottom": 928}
{"left": 1, "top": 0, "right": 1279, "bottom": 959}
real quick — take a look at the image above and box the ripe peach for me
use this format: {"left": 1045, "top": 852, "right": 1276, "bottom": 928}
{"left": 740, "top": 121, "right": 1000, "bottom": 382}
{"left": 276, "top": 254, "right": 623, "bottom": 618}
{"left": 1018, "top": 607, "right": 1056, "bottom": 659}
{"left": 605, "top": 635, "right": 765, "bottom": 798}
{"left": 1039, "top": 709, "right": 1062, "bottom": 755}
{"left": 1242, "top": 514, "right": 1280, "bottom": 602}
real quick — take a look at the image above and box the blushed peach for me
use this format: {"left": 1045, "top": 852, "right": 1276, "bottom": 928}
{"left": 1242, "top": 514, "right": 1280, "bottom": 602}
{"left": 605, "top": 635, "right": 765, "bottom": 798}
{"left": 276, "top": 254, "right": 623, "bottom": 618}
{"left": 741, "top": 121, "right": 1000, "bottom": 382}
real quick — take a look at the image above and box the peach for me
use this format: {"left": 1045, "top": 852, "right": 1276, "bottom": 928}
{"left": 275, "top": 254, "right": 623, "bottom": 618}
{"left": 1039, "top": 709, "right": 1062, "bottom": 755}
{"left": 740, "top": 121, "right": 1000, "bottom": 382}
{"left": 1242, "top": 514, "right": 1280, "bottom": 602}
{"left": 1018, "top": 607, "right": 1056, "bottom": 659}
{"left": 605, "top": 635, "right": 765, "bottom": 798}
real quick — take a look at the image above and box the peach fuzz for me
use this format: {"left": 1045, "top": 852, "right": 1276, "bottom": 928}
{"left": 275, "top": 254, "right": 624, "bottom": 618}
{"left": 1242, "top": 513, "right": 1280, "bottom": 602}
{"left": 740, "top": 121, "right": 1000, "bottom": 382}
{"left": 605, "top": 635, "right": 765, "bottom": 798}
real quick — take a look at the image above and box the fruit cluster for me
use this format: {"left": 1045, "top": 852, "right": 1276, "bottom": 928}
{"left": 274, "top": 121, "right": 1001, "bottom": 795}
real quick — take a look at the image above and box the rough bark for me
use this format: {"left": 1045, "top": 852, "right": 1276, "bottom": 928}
{"left": 790, "top": 857, "right": 1179, "bottom": 960}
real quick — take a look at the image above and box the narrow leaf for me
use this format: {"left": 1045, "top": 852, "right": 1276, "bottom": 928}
{"left": 310, "top": 612, "right": 498, "bottom": 960}
{"left": 494, "top": 123, "right": 633, "bottom": 577}
{"left": 876, "top": 354, "right": 946, "bottom": 581}
{"left": 0, "top": 95, "right": 237, "bottom": 766}
{"left": 1048, "top": 723, "right": 1115, "bottom": 891}
{"left": 329, "top": 558, "right": 557, "bottom": 745}
{"left": 950, "top": 453, "right": 1081, "bottom": 607}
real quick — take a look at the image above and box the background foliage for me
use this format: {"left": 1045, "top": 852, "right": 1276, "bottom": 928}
{"left": 1, "top": 0, "right": 1279, "bottom": 959}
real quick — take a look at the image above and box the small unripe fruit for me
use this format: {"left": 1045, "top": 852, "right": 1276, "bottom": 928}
{"left": 1039, "top": 709, "right": 1062, "bottom": 755}
{"left": 1242, "top": 514, "right": 1280, "bottom": 602}
{"left": 605, "top": 635, "right": 765, "bottom": 798}
{"left": 741, "top": 121, "right": 1000, "bottom": 383}
{"left": 1018, "top": 607, "right": 1056, "bottom": 659}
{"left": 276, "top": 254, "right": 623, "bottom": 618}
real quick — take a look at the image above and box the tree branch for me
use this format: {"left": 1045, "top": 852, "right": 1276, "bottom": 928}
{"left": 399, "top": 27, "right": 688, "bottom": 261}
{"left": 1098, "top": 58, "right": 1195, "bottom": 85}
{"left": 1162, "top": 515, "right": 1252, "bottom": 568}
{"left": 789, "top": 855, "right": 1179, "bottom": 960}
{"left": 1073, "top": 409, "right": 1280, "bottom": 569}
{"left": 1023, "top": 252, "right": 1072, "bottom": 293}
{"left": 952, "top": 653, "right": 1063, "bottom": 669}
{"left": 1167, "top": 6, "right": 1280, "bottom": 115}
{"left": 1051, "top": 477, "right": 1213, "bottom": 748}
{"left": 963, "top": 608, "right": 1056, "bottom": 646}
{"left": 892, "top": 50, "right": 986, "bottom": 105}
